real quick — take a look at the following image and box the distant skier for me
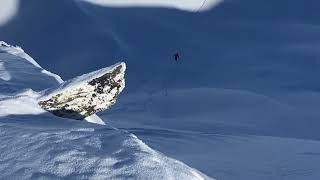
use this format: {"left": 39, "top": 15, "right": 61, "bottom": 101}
{"left": 174, "top": 52, "right": 180, "bottom": 62}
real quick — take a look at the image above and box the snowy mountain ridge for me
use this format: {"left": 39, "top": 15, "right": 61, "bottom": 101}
{"left": 0, "top": 41, "right": 63, "bottom": 84}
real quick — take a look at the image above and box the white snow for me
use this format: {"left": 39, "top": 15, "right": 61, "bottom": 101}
{"left": 0, "top": 90, "right": 44, "bottom": 117}
{"left": 0, "top": 123, "right": 213, "bottom": 180}
{"left": 132, "top": 128, "right": 320, "bottom": 180}
{"left": 0, "top": 41, "right": 63, "bottom": 84}
{"left": 102, "top": 87, "right": 320, "bottom": 179}
{"left": 1, "top": 1, "right": 320, "bottom": 179}
{"left": 78, "top": 0, "right": 223, "bottom": 12}
{"left": 0, "top": 42, "right": 213, "bottom": 179}
{"left": 85, "top": 114, "right": 106, "bottom": 125}
{"left": 0, "top": 42, "right": 63, "bottom": 94}
{"left": 0, "top": 61, "right": 11, "bottom": 81}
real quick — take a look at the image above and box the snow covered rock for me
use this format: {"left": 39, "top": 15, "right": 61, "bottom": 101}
{"left": 39, "top": 62, "right": 126, "bottom": 120}
{"left": 1, "top": 41, "right": 126, "bottom": 121}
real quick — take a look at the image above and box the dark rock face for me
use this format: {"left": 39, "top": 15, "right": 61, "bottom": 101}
{"left": 38, "top": 63, "right": 126, "bottom": 120}
{"left": 88, "top": 66, "right": 123, "bottom": 94}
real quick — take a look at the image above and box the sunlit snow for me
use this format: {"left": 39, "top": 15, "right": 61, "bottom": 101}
{"left": 79, "top": 0, "right": 223, "bottom": 12}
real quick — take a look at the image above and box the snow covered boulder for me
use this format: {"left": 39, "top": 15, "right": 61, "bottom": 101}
{"left": 1, "top": 41, "right": 125, "bottom": 122}
{"left": 39, "top": 62, "right": 126, "bottom": 120}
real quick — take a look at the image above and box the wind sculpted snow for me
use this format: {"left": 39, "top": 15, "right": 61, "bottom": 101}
{"left": 0, "top": 123, "right": 213, "bottom": 180}
{"left": 0, "top": 41, "right": 62, "bottom": 94}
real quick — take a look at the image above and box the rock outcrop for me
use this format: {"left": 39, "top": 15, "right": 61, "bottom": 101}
{"left": 39, "top": 63, "right": 126, "bottom": 120}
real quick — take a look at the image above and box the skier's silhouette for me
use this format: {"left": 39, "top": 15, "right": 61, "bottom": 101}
{"left": 174, "top": 52, "right": 180, "bottom": 62}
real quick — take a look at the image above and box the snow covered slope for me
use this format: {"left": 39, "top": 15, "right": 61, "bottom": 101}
{"left": 0, "top": 42, "right": 213, "bottom": 179}
{"left": 0, "top": 123, "right": 212, "bottom": 180}
{"left": 1, "top": 0, "right": 320, "bottom": 179}
{"left": 0, "top": 41, "right": 62, "bottom": 94}
{"left": 132, "top": 128, "right": 320, "bottom": 180}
